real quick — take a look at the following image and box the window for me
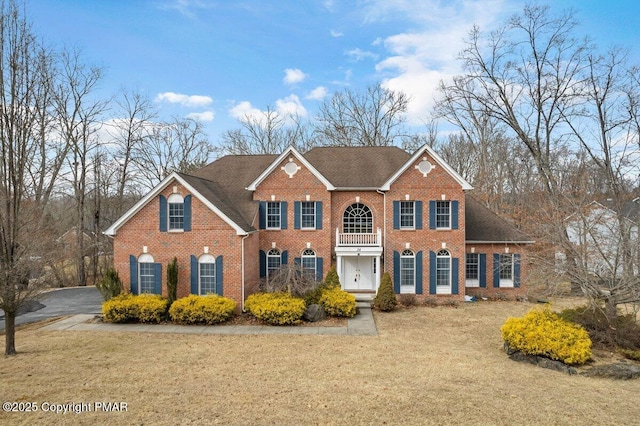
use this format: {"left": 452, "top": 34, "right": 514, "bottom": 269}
{"left": 436, "top": 201, "right": 450, "bottom": 229}
{"left": 400, "top": 201, "right": 415, "bottom": 229}
{"left": 301, "top": 202, "right": 316, "bottom": 229}
{"left": 138, "top": 253, "right": 156, "bottom": 294}
{"left": 499, "top": 254, "right": 514, "bottom": 287}
{"left": 400, "top": 249, "right": 415, "bottom": 292}
{"left": 301, "top": 249, "right": 316, "bottom": 278}
{"left": 168, "top": 193, "right": 184, "bottom": 230}
{"left": 466, "top": 253, "right": 479, "bottom": 287}
{"left": 267, "top": 248, "right": 281, "bottom": 281}
{"left": 436, "top": 249, "right": 451, "bottom": 293}
{"left": 199, "top": 254, "right": 216, "bottom": 294}
{"left": 267, "top": 202, "right": 281, "bottom": 229}
{"left": 343, "top": 203, "right": 373, "bottom": 234}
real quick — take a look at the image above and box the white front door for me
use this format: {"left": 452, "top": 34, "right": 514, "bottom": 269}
{"left": 343, "top": 256, "right": 374, "bottom": 291}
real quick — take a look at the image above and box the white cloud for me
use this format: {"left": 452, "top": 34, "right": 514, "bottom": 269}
{"left": 276, "top": 94, "right": 307, "bottom": 117}
{"left": 229, "top": 95, "right": 307, "bottom": 124}
{"left": 155, "top": 92, "right": 213, "bottom": 108}
{"left": 186, "top": 111, "right": 215, "bottom": 122}
{"left": 346, "top": 48, "right": 379, "bottom": 61}
{"left": 364, "top": 0, "right": 518, "bottom": 124}
{"left": 306, "top": 86, "right": 327, "bottom": 100}
{"left": 283, "top": 68, "right": 308, "bottom": 85}
{"left": 330, "top": 29, "right": 344, "bottom": 38}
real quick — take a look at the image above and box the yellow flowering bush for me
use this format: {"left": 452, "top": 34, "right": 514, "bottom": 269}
{"left": 245, "top": 292, "right": 306, "bottom": 325}
{"left": 169, "top": 294, "right": 236, "bottom": 325}
{"left": 501, "top": 306, "right": 592, "bottom": 365}
{"left": 102, "top": 293, "right": 168, "bottom": 323}
{"left": 319, "top": 287, "right": 357, "bottom": 318}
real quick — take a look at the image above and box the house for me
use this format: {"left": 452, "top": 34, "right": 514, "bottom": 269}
{"left": 563, "top": 199, "right": 639, "bottom": 277}
{"left": 104, "top": 145, "right": 534, "bottom": 309}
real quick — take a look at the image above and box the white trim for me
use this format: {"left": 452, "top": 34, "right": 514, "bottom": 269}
{"left": 380, "top": 144, "right": 473, "bottom": 191}
{"left": 246, "top": 146, "right": 335, "bottom": 191}
{"left": 103, "top": 172, "right": 248, "bottom": 236}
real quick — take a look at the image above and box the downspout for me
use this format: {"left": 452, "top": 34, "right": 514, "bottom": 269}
{"left": 241, "top": 234, "right": 249, "bottom": 312}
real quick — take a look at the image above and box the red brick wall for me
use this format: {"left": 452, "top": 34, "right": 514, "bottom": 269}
{"left": 385, "top": 152, "right": 467, "bottom": 302}
{"left": 112, "top": 180, "right": 246, "bottom": 309}
{"left": 253, "top": 155, "right": 332, "bottom": 280}
{"left": 463, "top": 243, "right": 529, "bottom": 300}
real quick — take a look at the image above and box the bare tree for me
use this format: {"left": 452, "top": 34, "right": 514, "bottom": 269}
{"left": 0, "top": 1, "right": 61, "bottom": 355}
{"left": 131, "top": 117, "right": 213, "bottom": 190}
{"left": 55, "top": 48, "right": 106, "bottom": 287}
{"left": 107, "top": 89, "right": 157, "bottom": 212}
{"left": 218, "top": 107, "right": 311, "bottom": 155}
{"left": 314, "top": 83, "right": 409, "bottom": 147}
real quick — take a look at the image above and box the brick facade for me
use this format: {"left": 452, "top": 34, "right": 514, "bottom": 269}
{"left": 107, "top": 145, "right": 532, "bottom": 310}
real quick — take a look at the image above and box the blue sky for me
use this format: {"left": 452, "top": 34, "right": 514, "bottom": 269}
{"left": 28, "top": 0, "right": 640, "bottom": 145}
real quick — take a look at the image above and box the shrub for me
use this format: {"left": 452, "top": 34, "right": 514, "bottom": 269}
{"left": 96, "top": 267, "right": 123, "bottom": 301}
{"left": 167, "top": 257, "right": 178, "bottom": 305}
{"left": 319, "top": 287, "right": 356, "bottom": 318}
{"left": 398, "top": 293, "right": 417, "bottom": 307}
{"left": 169, "top": 294, "right": 236, "bottom": 325}
{"left": 558, "top": 305, "right": 640, "bottom": 350}
{"left": 102, "top": 294, "right": 169, "bottom": 324}
{"left": 245, "top": 292, "right": 306, "bottom": 325}
{"left": 323, "top": 266, "right": 341, "bottom": 289}
{"left": 373, "top": 272, "right": 397, "bottom": 311}
{"left": 501, "top": 306, "right": 592, "bottom": 365}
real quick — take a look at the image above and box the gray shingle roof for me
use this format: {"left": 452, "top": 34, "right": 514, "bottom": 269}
{"left": 465, "top": 196, "right": 533, "bottom": 243}
{"left": 182, "top": 148, "right": 530, "bottom": 243}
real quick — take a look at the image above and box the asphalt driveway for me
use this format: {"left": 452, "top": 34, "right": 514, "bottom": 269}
{"left": 0, "top": 287, "right": 103, "bottom": 331}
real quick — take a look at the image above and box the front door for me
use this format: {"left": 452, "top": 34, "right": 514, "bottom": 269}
{"left": 343, "top": 256, "right": 374, "bottom": 291}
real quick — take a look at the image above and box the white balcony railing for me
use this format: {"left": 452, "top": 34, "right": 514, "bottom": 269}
{"left": 336, "top": 227, "right": 381, "bottom": 247}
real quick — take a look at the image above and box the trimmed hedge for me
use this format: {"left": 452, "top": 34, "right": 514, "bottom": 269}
{"left": 373, "top": 272, "right": 397, "bottom": 311}
{"left": 245, "top": 292, "right": 306, "bottom": 325}
{"left": 319, "top": 287, "right": 356, "bottom": 318}
{"left": 501, "top": 307, "right": 592, "bottom": 365}
{"left": 169, "top": 294, "right": 236, "bottom": 325}
{"left": 102, "top": 294, "right": 169, "bottom": 324}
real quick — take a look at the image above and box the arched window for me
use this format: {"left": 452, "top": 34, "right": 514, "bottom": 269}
{"left": 138, "top": 253, "right": 156, "bottom": 294}
{"left": 267, "top": 249, "right": 281, "bottom": 281}
{"left": 301, "top": 249, "right": 316, "bottom": 277}
{"left": 400, "top": 249, "right": 415, "bottom": 291}
{"left": 199, "top": 254, "right": 216, "bottom": 294}
{"left": 167, "top": 193, "right": 184, "bottom": 230}
{"left": 343, "top": 203, "right": 373, "bottom": 234}
{"left": 436, "top": 249, "right": 451, "bottom": 289}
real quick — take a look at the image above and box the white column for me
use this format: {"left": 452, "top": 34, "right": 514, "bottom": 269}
{"left": 375, "top": 255, "right": 381, "bottom": 291}
{"left": 336, "top": 255, "right": 343, "bottom": 290}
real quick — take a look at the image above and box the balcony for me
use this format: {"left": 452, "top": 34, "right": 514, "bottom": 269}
{"left": 336, "top": 227, "right": 381, "bottom": 247}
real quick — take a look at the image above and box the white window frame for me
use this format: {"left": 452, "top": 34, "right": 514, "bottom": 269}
{"left": 266, "top": 248, "right": 281, "bottom": 282}
{"left": 168, "top": 193, "right": 184, "bottom": 231}
{"left": 465, "top": 253, "right": 479, "bottom": 287}
{"left": 400, "top": 201, "right": 415, "bottom": 230}
{"left": 199, "top": 254, "right": 216, "bottom": 295}
{"left": 499, "top": 254, "right": 515, "bottom": 288}
{"left": 400, "top": 249, "right": 415, "bottom": 293}
{"left": 435, "top": 201, "right": 451, "bottom": 229}
{"left": 266, "top": 202, "right": 281, "bottom": 230}
{"left": 138, "top": 253, "right": 155, "bottom": 294}
{"left": 301, "top": 249, "right": 316, "bottom": 278}
{"left": 301, "top": 201, "right": 316, "bottom": 230}
{"left": 436, "top": 249, "right": 451, "bottom": 294}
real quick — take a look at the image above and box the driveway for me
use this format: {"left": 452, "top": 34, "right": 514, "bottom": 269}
{"left": 0, "top": 287, "right": 103, "bottom": 331}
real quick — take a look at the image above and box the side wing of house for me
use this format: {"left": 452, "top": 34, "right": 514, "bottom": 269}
{"left": 104, "top": 173, "right": 254, "bottom": 309}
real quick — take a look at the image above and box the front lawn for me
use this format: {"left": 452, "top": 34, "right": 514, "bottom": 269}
{"left": 1, "top": 299, "right": 638, "bottom": 425}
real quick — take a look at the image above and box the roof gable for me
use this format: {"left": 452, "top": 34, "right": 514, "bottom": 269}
{"left": 103, "top": 172, "right": 250, "bottom": 236}
{"left": 380, "top": 144, "right": 473, "bottom": 191}
{"left": 465, "top": 196, "right": 534, "bottom": 243}
{"left": 246, "top": 146, "right": 335, "bottom": 191}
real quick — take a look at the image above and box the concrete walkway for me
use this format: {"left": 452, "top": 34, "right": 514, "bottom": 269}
{"left": 40, "top": 301, "right": 377, "bottom": 336}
